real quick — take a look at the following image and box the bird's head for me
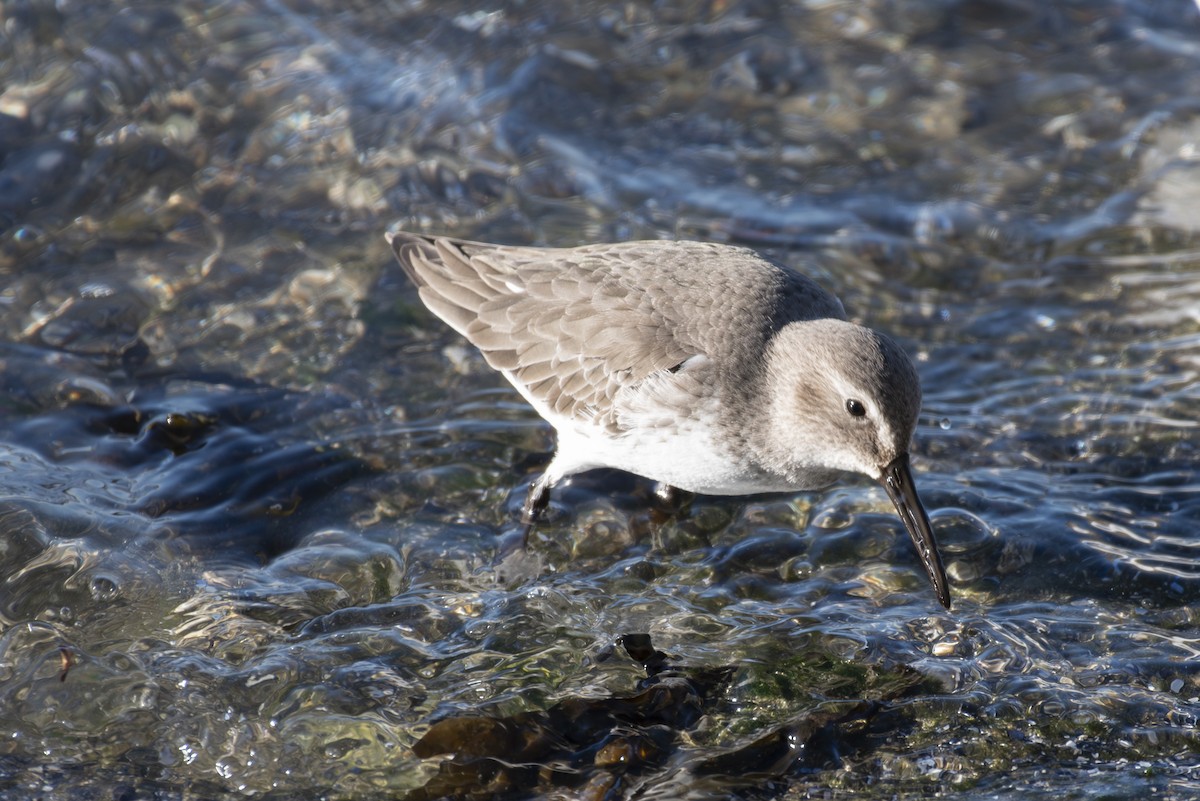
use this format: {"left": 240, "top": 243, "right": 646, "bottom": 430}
{"left": 761, "top": 319, "right": 950, "bottom": 609}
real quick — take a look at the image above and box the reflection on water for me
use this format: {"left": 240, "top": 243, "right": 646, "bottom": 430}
{"left": 1, "top": 0, "right": 1199, "bottom": 798}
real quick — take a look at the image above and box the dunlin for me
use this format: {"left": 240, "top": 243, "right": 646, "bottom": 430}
{"left": 387, "top": 232, "right": 950, "bottom": 609}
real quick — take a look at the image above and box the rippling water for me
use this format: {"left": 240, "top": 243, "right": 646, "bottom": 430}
{"left": 1, "top": 1, "right": 1199, "bottom": 798}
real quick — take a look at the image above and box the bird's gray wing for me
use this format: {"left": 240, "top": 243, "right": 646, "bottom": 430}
{"left": 387, "top": 232, "right": 700, "bottom": 425}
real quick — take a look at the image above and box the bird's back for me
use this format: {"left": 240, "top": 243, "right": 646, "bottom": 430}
{"left": 388, "top": 233, "right": 846, "bottom": 379}
{"left": 388, "top": 232, "right": 852, "bottom": 454}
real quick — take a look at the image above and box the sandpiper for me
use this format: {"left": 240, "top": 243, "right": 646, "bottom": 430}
{"left": 386, "top": 231, "right": 951, "bottom": 609}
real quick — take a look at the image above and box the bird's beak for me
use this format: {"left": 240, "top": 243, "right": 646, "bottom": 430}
{"left": 880, "top": 454, "right": 951, "bottom": 609}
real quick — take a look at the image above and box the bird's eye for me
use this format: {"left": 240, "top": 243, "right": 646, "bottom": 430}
{"left": 845, "top": 399, "right": 867, "bottom": 417}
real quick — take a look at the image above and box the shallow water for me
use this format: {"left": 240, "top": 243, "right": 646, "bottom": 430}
{"left": 1, "top": 0, "right": 1199, "bottom": 798}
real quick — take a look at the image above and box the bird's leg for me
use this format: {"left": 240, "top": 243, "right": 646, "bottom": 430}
{"left": 650, "top": 482, "right": 695, "bottom": 523}
{"left": 518, "top": 472, "right": 555, "bottom": 544}
{"left": 496, "top": 473, "right": 554, "bottom": 586}
{"left": 654, "top": 483, "right": 690, "bottom": 508}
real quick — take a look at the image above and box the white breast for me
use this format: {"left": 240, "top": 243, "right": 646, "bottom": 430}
{"left": 507, "top": 364, "right": 791, "bottom": 495}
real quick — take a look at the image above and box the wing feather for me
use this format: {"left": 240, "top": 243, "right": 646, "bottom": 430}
{"left": 386, "top": 231, "right": 846, "bottom": 430}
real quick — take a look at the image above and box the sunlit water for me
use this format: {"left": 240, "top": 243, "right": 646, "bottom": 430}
{"left": 1, "top": 1, "right": 1199, "bottom": 799}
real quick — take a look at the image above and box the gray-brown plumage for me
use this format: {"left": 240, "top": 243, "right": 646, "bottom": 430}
{"left": 387, "top": 231, "right": 950, "bottom": 609}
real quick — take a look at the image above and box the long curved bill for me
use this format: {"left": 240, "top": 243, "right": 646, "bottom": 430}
{"left": 880, "top": 454, "right": 951, "bottom": 610}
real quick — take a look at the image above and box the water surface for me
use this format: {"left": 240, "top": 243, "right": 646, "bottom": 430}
{"left": 1, "top": 1, "right": 1199, "bottom": 798}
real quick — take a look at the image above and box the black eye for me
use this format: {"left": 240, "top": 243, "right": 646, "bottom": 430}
{"left": 845, "top": 399, "right": 866, "bottom": 417}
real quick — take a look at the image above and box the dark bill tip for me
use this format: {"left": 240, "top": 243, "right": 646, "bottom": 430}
{"left": 880, "top": 454, "right": 951, "bottom": 610}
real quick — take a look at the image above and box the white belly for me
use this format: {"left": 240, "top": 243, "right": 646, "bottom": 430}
{"left": 542, "top": 398, "right": 791, "bottom": 495}
{"left": 502, "top": 363, "right": 795, "bottom": 495}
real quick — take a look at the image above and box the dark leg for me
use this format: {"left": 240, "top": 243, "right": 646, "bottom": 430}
{"left": 521, "top": 472, "right": 553, "bottom": 526}
{"left": 653, "top": 483, "right": 689, "bottom": 507}
{"left": 646, "top": 482, "right": 695, "bottom": 527}
{"left": 518, "top": 472, "right": 555, "bottom": 543}
{"left": 653, "top": 483, "right": 694, "bottom": 511}
{"left": 495, "top": 472, "right": 556, "bottom": 585}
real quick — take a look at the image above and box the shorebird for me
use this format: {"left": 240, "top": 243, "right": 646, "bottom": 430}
{"left": 387, "top": 232, "right": 950, "bottom": 609}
